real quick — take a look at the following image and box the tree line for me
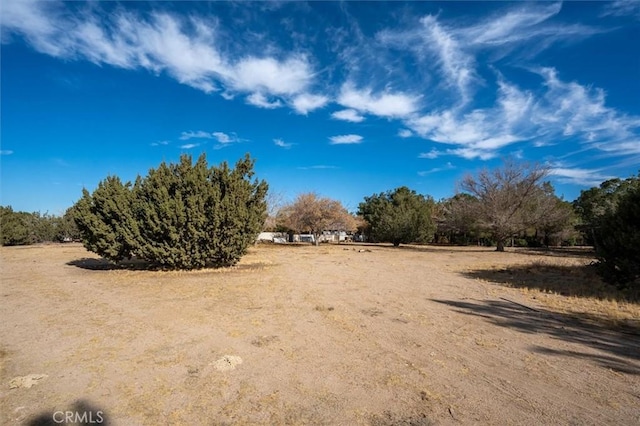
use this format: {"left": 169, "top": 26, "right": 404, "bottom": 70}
{"left": 275, "top": 161, "right": 581, "bottom": 252}
{"left": 0, "top": 206, "right": 80, "bottom": 246}
{"left": 1, "top": 154, "right": 637, "bottom": 288}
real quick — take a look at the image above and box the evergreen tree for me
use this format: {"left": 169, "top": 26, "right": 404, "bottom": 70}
{"left": 592, "top": 184, "right": 640, "bottom": 289}
{"left": 0, "top": 206, "right": 31, "bottom": 246}
{"left": 573, "top": 175, "right": 639, "bottom": 245}
{"left": 72, "top": 153, "right": 267, "bottom": 269}
{"left": 358, "top": 187, "right": 435, "bottom": 246}
{"left": 73, "top": 176, "right": 138, "bottom": 262}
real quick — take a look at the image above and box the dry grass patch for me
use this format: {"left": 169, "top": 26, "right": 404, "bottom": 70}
{"left": 462, "top": 257, "right": 640, "bottom": 329}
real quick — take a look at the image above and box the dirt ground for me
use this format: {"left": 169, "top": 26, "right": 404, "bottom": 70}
{"left": 1, "top": 243, "right": 639, "bottom": 425}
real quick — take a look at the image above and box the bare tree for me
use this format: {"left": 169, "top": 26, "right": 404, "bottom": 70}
{"left": 460, "top": 160, "right": 551, "bottom": 251}
{"left": 278, "top": 193, "right": 357, "bottom": 246}
{"left": 262, "top": 190, "right": 285, "bottom": 231}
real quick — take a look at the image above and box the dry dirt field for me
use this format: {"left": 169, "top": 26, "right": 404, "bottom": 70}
{"left": 1, "top": 243, "right": 639, "bottom": 425}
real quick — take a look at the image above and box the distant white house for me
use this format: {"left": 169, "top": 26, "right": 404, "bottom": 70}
{"left": 257, "top": 231, "right": 355, "bottom": 244}
{"left": 256, "top": 232, "right": 288, "bottom": 243}
{"left": 319, "top": 230, "right": 349, "bottom": 243}
{"left": 297, "top": 234, "right": 315, "bottom": 243}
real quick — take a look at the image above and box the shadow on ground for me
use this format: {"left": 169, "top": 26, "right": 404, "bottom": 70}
{"left": 353, "top": 243, "right": 595, "bottom": 257}
{"left": 348, "top": 243, "right": 496, "bottom": 254}
{"left": 67, "top": 257, "right": 273, "bottom": 272}
{"left": 26, "top": 399, "right": 110, "bottom": 425}
{"left": 432, "top": 298, "right": 640, "bottom": 375}
{"left": 67, "top": 257, "right": 157, "bottom": 271}
{"left": 460, "top": 262, "right": 639, "bottom": 303}
{"left": 514, "top": 247, "right": 596, "bottom": 258}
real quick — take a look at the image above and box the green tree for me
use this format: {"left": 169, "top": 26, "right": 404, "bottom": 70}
{"left": 73, "top": 153, "right": 267, "bottom": 269}
{"left": 593, "top": 184, "right": 640, "bottom": 289}
{"left": 134, "top": 154, "right": 268, "bottom": 268}
{"left": 436, "top": 193, "right": 482, "bottom": 245}
{"left": 73, "top": 176, "right": 138, "bottom": 262}
{"left": 56, "top": 206, "right": 82, "bottom": 241}
{"left": 1, "top": 206, "right": 31, "bottom": 245}
{"left": 358, "top": 186, "right": 435, "bottom": 246}
{"left": 573, "top": 175, "right": 640, "bottom": 245}
{"left": 28, "top": 212, "right": 59, "bottom": 243}
{"left": 0, "top": 207, "right": 62, "bottom": 245}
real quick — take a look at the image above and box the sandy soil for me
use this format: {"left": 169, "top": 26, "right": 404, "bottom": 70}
{"left": 1, "top": 243, "right": 639, "bottom": 425}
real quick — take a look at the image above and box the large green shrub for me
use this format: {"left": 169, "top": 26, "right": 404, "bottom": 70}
{"left": 593, "top": 185, "right": 640, "bottom": 289}
{"left": 73, "top": 154, "right": 268, "bottom": 269}
{"left": 0, "top": 207, "right": 70, "bottom": 245}
{"left": 1, "top": 206, "right": 31, "bottom": 245}
{"left": 358, "top": 186, "right": 435, "bottom": 246}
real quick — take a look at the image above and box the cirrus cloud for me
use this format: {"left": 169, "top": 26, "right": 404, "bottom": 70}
{"left": 337, "top": 83, "right": 420, "bottom": 119}
{"left": 329, "top": 134, "right": 363, "bottom": 145}
{"left": 331, "top": 109, "right": 365, "bottom": 123}
{"left": 0, "top": 0, "right": 321, "bottom": 113}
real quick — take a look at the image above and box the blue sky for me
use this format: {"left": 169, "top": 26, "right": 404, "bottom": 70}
{"left": 1, "top": 1, "right": 639, "bottom": 215}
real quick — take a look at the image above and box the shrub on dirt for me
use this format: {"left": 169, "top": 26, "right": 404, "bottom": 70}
{"left": 0, "top": 206, "right": 75, "bottom": 245}
{"left": 73, "top": 176, "right": 138, "bottom": 262}
{"left": 73, "top": 154, "right": 268, "bottom": 269}
{"left": 0, "top": 206, "right": 31, "bottom": 245}
{"left": 593, "top": 184, "right": 640, "bottom": 290}
{"left": 358, "top": 186, "right": 435, "bottom": 246}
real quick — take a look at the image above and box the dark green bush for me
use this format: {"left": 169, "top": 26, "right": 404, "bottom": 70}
{"left": 358, "top": 186, "right": 435, "bottom": 246}
{"left": 73, "top": 154, "right": 268, "bottom": 270}
{"left": 1, "top": 206, "right": 31, "bottom": 245}
{"left": 593, "top": 185, "right": 640, "bottom": 289}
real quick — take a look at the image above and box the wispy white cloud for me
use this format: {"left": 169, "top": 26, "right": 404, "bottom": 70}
{"left": 329, "top": 134, "right": 363, "bottom": 145}
{"left": 246, "top": 92, "right": 282, "bottom": 109}
{"left": 1, "top": 150, "right": 14, "bottom": 155}
{"left": 418, "top": 162, "right": 455, "bottom": 176}
{"left": 150, "top": 140, "right": 170, "bottom": 146}
{"left": 207, "top": 131, "right": 246, "bottom": 149}
{"left": 532, "top": 68, "right": 640, "bottom": 155}
{"left": 445, "top": 147, "right": 499, "bottom": 161}
{"left": 418, "top": 149, "right": 442, "bottom": 159}
{"left": 331, "top": 109, "right": 365, "bottom": 123}
{"left": 274, "top": 138, "right": 294, "bottom": 149}
{"left": 297, "top": 165, "right": 339, "bottom": 170}
{"left": 232, "top": 55, "right": 312, "bottom": 96}
{"left": 398, "top": 129, "right": 413, "bottom": 138}
{"left": 406, "top": 66, "right": 640, "bottom": 161}
{"left": 212, "top": 132, "right": 231, "bottom": 144}
{"left": 180, "top": 130, "right": 213, "bottom": 140}
{"left": 549, "top": 166, "right": 615, "bottom": 186}
{"left": 377, "top": 15, "right": 476, "bottom": 104}
{"left": 0, "top": 1, "right": 318, "bottom": 112}
{"left": 419, "top": 15, "right": 476, "bottom": 103}
{"left": 337, "top": 83, "right": 419, "bottom": 119}
{"left": 180, "top": 143, "right": 200, "bottom": 149}
{"left": 377, "top": 2, "right": 600, "bottom": 107}
{"left": 408, "top": 107, "right": 521, "bottom": 160}
{"left": 601, "top": 0, "right": 640, "bottom": 20}
{"left": 2, "top": 1, "right": 637, "bottom": 170}
{"left": 291, "top": 93, "right": 329, "bottom": 115}
{"left": 460, "top": 3, "right": 563, "bottom": 47}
